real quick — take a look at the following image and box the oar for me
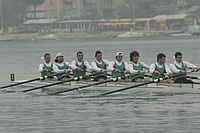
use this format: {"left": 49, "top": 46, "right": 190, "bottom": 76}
{"left": 0, "top": 72, "right": 64, "bottom": 89}
{"left": 48, "top": 78, "right": 116, "bottom": 95}
{"left": 99, "top": 70, "right": 196, "bottom": 96}
{"left": 146, "top": 72, "right": 200, "bottom": 80}
{"left": 186, "top": 76, "right": 200, "bottom": 80}
{"left": 22, "top": 73, "right": 100, "bottom": 92}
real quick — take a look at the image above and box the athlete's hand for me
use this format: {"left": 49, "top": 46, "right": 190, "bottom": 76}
{"left": 76, "top": 67, "right": 82, "bottom": 71}
{"left": 64, "top": 69, "right": 72, "bottom": 73}
{"left": 115, "top": 69, "right": 120, "bottom": 72}
{"left": 195, "top": 68, "right": 200, "bottom": 72}
{"left": 88, "top": 69, "right": 93, "bottom": 73}
{"left": 154, "top": 70, "right": 160, "bottom": 75}
{"left": 180, "top": 70, "right": 187, "bottom": 74}
{"left": 43, "top": 68, "right": 48, "bottom": 72}
{"left": 101, "top": 69, "right": 107, "bottom": 73}
{"left": 125, "top": 70, "right": 130, "bottom": 74}
{"left": 139, "top": 70, "right": 145, "bottom": 75}
{"left": 167, "top": 73, "right": 172, "bottom": 76}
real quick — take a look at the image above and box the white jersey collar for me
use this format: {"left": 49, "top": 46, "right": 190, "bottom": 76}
{"left": 95, "top": 59, "right": 103, "bottom": 64}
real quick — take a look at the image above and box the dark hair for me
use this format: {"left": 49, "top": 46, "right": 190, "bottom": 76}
{"left": 55, "top": 58, "right": 58, "bottom": 63}
{"left": 95, "top": 50, "right": 102, "bottom": 57}
{"left": 55, "top": 57, "right": 64, "bottom": 63}
{"left": 130, "top": 51, "right": 139, "bottom": 61}
{"left": 157, "top": 53, "right": 166, "bottom": 61}
{"left": 175, "top": 52, "right": 182, "bottom": 58}
{"left": 77, "top": 51, "right": 83, "bottom": 56}
{"left": 44, "top": 53, "right": 50, "bottom": 58}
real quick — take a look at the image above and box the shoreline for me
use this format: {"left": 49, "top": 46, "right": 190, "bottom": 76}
{"left": 0, "top": 31, "right": 200, "bottom": 42}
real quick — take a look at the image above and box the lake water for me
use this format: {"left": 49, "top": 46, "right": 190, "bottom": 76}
{"left": 0, "top": 38, "right": 200, "bottom": 133}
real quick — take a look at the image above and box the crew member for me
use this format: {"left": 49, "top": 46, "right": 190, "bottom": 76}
{"left": 170, "top": 52, "right": 200, "bottom": 83}
{"left": 71, "top": 51, "right": 93, "bottom": 78}
{"left": 53, "top": 53, "right": 72, "bottom": 80}
{"left": 91, "top": 50, "right": 110, "bottom": 81}
{"left": 150, "top": 53, "right": 172, "bottom": 83}
{"left": 39, "top": 53, "right": 55, "bottom": 79}
{"left": 129, "top": 51, "right": 150, "bottom": 82}
{"left": 108, "top": 52, "right": 130, "bottom": 82}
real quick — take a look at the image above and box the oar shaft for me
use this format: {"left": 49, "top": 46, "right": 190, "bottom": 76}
{"left": 100, "top": 81, "right": 154, "bottom": 96}
{"left": 186, "top": 76, "right": 200, "bottom": 79}
{"left": 52, "top": 79, "right": 113, "bottom": 95}
{"left": 22, "top": 72, "right": 102, "bottom": 92}
{"left": 0, "top": 72, "right": 65, "bottom": 89}
{"left": 100, "top": 70, "right": 196, "bottom": 96}
{"left": 0, "top": 78, "right": 40, "bottom": 89}
{"left": 22, "top": 78, "right": 74, "bottom": 92}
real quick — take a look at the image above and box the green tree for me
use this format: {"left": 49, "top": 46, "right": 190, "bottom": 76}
{"left": 23, "top": 0, "right": 45, "bottom": 19}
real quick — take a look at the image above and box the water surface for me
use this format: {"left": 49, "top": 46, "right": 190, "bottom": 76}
{"left": 0, "top": 38, "right": 200, "bottom": 133}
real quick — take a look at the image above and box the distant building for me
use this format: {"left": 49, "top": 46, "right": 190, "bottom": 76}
{"left": 26, "top": 0, "right": 122, "bottom": 19}
{"left": 26, "top": 0, "right": 63, "bottom": 19}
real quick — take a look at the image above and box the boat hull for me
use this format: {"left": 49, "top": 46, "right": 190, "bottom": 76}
{"left": 7, "top": 80, "right": 200, "bottom": 96}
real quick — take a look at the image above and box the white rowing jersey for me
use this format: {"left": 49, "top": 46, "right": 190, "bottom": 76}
{"left": 150, "top": 63, "right": 172, "bottom": 74}
{"left": 53, "top": 62, "right": 72, "bottom": 73}
{"left": 71, "top": 60, "right": 92, "bottom": 70}
{"left": 91, "top": 59, "right": 110, "bottom": 72}
{"left": 39, "top": 62, "right": 53, "bottom": 73}
{"left": 108, "top": 60, "right": 129, "bottom": 71}
{"left": 129, "top": 62, "right": 149, "bottom": 74}
{"left": 170, "top": 61, "right": 197, "bottom": 73}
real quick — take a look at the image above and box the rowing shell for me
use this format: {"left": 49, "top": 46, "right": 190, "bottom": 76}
{"left": 4, "top": 79, "right": 200, "bottom": 96}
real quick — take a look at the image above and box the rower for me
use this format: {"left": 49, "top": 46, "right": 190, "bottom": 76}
{"left": 150, "top": 53, "right": 172, "bottom": 83}
{"left": 71, "top": 51, "right": 93, "bottom": 78}
{"left": 39, "top": 53, "right": 55, "bottom": 79}
{"left": 53, "top": 53, "right": 72, "bottom": 81}
{"left": 169, "top": 52, "right": 200, "bottom": 83}
{"left": 108, "top": 52, "right": 130, "bottom": 82}
{"left": 129, "top": 51, "right": 150, "bottom": 82}
{"left": 91, "top": 50, "right": 110, "bottom": 81}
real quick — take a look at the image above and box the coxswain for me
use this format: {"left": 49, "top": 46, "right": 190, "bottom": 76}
{"left": 53, "top": 53, "right": 72, "bottom": 80}
{"left": 71, "top": 51, "right": 93, "bottom": 78}
{"left": 170, "top": 52, "right": 200, "bottom": 83}
{"left": 108, "top": 52, "right": 130, "bottom": 82}
{"left": 91, "top": 50, "right": 110, "bottom": 81}
{"left": 129, "top": 51, "right": 150, "bottom": 82}
{"left": 150, "top": 53, "right": 172, "bottom": 83}
{"left": 39, "top": 53, "right": 55, "bottom": 79}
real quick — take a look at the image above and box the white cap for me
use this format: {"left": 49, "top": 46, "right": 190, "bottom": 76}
{"left": 116, "top": 52, "right": 123, "bottom": 57}
{"left": 56, "top": 53, "right": 64, "bottom": 58}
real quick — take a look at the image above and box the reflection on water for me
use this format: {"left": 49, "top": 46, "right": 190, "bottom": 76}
{"left": 0, "top": 39, "right": 200, "bottom": 133}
